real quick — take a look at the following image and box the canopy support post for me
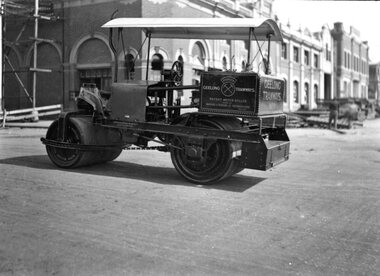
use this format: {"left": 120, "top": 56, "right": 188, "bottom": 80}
{"left": 145, "top": 32, "right": 151, "bottom": 81}
{"left": 266, "top": 34, "right": 272, "bottom": 75}
{"left": 246, "top": 27, "right": 252, "bottom": 72}
{"left": 108, "top": 11, "right": 119, "bottom": 83}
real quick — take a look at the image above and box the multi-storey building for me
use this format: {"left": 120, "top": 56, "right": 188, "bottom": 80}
{"left": 369, "top": 62, "right": 380, "bottom": 103}
{"left": 273, "top": 22, "right": 334, "bottom": 112}
{"left": 331, "top": 23, "right": 370, "bottom": 99}
{"left": 3, "top": 0, "right": 274, "bottom": 110}
{"left": 2, "top": 0, "right": 372, "bottom": 113}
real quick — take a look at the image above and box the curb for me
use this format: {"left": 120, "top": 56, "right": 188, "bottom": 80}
{"left": 1, "top": 121, "right": 52, "bottom": 129}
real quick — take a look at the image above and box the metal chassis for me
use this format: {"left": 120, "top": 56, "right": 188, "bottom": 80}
{"left": 41, "top": 111, "right": 287, "bottom": 152}
{"left": 101, "top": 113, "right": 287, "bottom": 143}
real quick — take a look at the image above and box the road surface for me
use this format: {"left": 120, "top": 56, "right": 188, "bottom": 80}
{"left": 0, "top": 120, "right": 379, "bottom": 275}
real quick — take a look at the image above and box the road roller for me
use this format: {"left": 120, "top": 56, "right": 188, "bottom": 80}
{"left": 41, "top": 17, "right": 290, "bottom": 184}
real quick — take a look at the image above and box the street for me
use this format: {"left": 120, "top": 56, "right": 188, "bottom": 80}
{"left": 0, "top": 120, "right": 379, "bottom": 275}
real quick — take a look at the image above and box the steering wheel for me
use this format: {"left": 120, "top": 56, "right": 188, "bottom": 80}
{"left": 170, "top": 60, "right": 183, "bottom": 86}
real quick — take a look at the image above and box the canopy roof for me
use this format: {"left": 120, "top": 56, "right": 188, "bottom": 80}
{"left": 102, "top": 17, "right": 283, "bottom": 41}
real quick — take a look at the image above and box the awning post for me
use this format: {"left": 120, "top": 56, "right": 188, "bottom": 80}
{"left": 246, "top": 27, "right": 252, "bottom": 71}
{"left": 145, "top": 32, "right": 151, "bottom": 80}
{"left": 266, "top": 33, "right": 272, "bottom": 75}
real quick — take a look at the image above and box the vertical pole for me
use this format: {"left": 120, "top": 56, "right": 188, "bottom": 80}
{"left": 246, "top": 28, "right": 252, "bottom": 71}
{"left": 61, "top": 0, "right": 65, "bottom": 111}
{"left": 32, "top": 0, "right": 39, "bottom": 110}
{"left": 0, "top": 0, "right": 4, "bottom": 115}
{"left": 145, "top": 33, "right": 151, "bottom": 80}
{"left": 266, "top": 34, "right": 271, "bottom": 75}
{"left": 229, "top": 39, "right": 232, "bottom": 70}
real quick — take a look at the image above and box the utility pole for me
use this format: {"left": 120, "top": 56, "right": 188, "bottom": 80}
{"left": 32, "top": 0, "right": 39, "bottom": 120}
{"left": 0, "top": 0, "right": 4, "bottom": 117}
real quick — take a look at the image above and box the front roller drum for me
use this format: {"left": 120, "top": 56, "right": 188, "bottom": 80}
{"left": 45, "top": 119, "right": 122, "bottom": 168}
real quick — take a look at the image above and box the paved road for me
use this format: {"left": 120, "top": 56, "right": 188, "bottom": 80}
{"left": 0, "top": 120, "right": 379, "bottom": 275}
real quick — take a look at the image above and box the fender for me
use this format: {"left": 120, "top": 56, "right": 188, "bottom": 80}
{"left": 76, "top": 87, "right": 105, "bottom": 118}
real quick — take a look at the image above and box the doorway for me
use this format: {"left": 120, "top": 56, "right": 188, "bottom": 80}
{"left": 324, "top": 73, "right": 331, "bottom": 100}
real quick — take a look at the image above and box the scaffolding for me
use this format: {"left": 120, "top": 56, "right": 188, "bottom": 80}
{"left": 1, "top": 0, "right": 62, "bottom": 124}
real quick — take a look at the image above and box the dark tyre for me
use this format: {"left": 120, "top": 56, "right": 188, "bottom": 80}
{"left": 170, "top": 117, "right": 242, "bottom": 184}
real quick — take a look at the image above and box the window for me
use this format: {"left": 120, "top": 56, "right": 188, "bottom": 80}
{"left": 151, "top": 53, "right": 164, "bottom": 70}
{"left": 283, "top": 79, "right": 287, "bottom": 103}
{"left": 313, "top": 54, "right": 319, "bottom": 68}
{"left": 325, "top": 44, "right": 331, "bottom": 61}
{"left": 304, "top": 83, "right": 309, "bottom": 104}
{"left": 314, "top": 84, "right": 318, "bottom": 103}
{"left": 344, "top": 51, "right": 351, "bottom": 69}
{"left": 293, "top": 80, "right": 299, "bottom": 103}
{"left": 362, "top": 60, "right": 364, "bottom": 74}
{"left": 293, "top": 46, "right": 299, "bottom": 63}
{"left": 222, "top": 56, "right": 227, "bottom": 70}
{"left": 124, "top": 53, "right": 135, "bottom": 80}
{"left": 281, "top": 43, "right": 287, "bottom": 59}
{"left": 304, "top": 50, "right": 310, "bottom": 65}
{"left": 357, "top": 57, "right": 360, "bottom": 72}
{"left": 192, "top": 42, "right": 206, "bottom": 66}
{"left": 79, "top": 68, "right": 112, "bottom": 91}
{"left": 344, "top": 52, "right": 347, "bottom": 68}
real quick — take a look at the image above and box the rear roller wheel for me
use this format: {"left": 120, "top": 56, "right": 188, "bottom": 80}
{"left": 170, "top": 117, "right": 242, "bottom": 184}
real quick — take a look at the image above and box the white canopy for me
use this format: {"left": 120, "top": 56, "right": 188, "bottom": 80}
{"left": 102, "top": 17, "right": 283, "bottom": 41}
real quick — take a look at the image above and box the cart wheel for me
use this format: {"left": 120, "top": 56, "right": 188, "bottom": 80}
{"left": 170, "top": 117, "right": 242, "bottom": 184}
{"left": 45, "top": 120, "right": 84, "bottom": 168}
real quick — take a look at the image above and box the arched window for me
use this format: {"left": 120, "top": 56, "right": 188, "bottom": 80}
{"left": 192, "top": 42, "right": 206, "bottom": 66}
{"left": 304, "top": 83, "right": 309, "bottom": 104}
{"left": 4, "top": 47, "right": 22, "bottom": 110}
{"left": 314, "top": 84, "right": 318, "bottom": 103}
{"left": 293, "top": 80, "right": 299, "bottom": 103}
{"left": 222, "top": 56, "right": 227, "bottom": 70}
{"left": 76, "top": 38, "right": 112, "bottom": 91}
{"left": 124, "top": 53, "right": 135, "bottom": 80}
{"left": 151, "top": 53, "right": 164, "bottom": 71}
{"left": 30, "top": 42, "right": 63, "bottom": 107}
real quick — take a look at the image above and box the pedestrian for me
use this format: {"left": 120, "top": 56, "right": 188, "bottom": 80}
{"left": 329, "top": 100, "right": 339, "bottom": 129}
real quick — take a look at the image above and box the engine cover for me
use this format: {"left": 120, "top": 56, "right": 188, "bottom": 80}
{"left": 109, "top": 81, "right": 157, "bottom": 121}
{"left": 200, "top": 71, "right": 285, "bottom": 116}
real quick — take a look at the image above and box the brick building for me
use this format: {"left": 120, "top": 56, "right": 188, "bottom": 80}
{"left": 331, "top": 23, "right": 370, "bottom": 99}
{"left": 369, "top": 62, "right": 380, "bottom": 103}
{"left": 3, "top": 0, "right": 274, "bottom": 110}
{"left": 2, "top": 0, "right": 372, "bottom": 113}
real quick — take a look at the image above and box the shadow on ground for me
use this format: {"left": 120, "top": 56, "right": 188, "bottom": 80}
{"left": 0, "top": 155, "right": 265, "bottom": 192}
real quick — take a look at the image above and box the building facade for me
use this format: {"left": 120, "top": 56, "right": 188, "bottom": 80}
{"left": 271, "top": 21, "right": 336, "bottom": 112}
{"left": 369, "top": 62, "right": 380, "bottom": 103}
{"left": 2, "top": 0, "right": 372, "bottom": 113}
{"left": 331, "top": 23, "right": 370, "bottom": 99}
{"left": 3, "top": 0, "right": 275, "bottom": 110}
